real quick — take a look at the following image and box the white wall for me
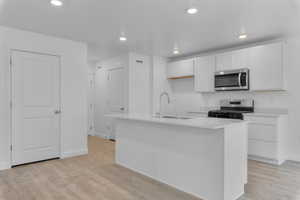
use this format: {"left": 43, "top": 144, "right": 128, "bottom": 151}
{"left": 94, "top": 54, "right": 129, "bottom": 138}
{"left": 128, "top": 53, "right": 152, "bottom": 115}
{"left": 152, "top": 56, "right": 176, "bottom": 115}
{"left": 94, "top": 53, "right": 153, "bottom": 138}
{"left": 0, "top": 26, "right": 88, "bottom": 170}
{"left": 152, "top": 38, "right": 300, "bottom": 162}
{"left": 285, "top": 37, "right": 300, "bottom": 161}
{"left": 94, "top": 68, "right": 108, "bottom": 137}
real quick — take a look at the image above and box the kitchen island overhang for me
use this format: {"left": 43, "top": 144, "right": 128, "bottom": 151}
{"left": 109, "top": 114, "right": 248, "bottom": 200}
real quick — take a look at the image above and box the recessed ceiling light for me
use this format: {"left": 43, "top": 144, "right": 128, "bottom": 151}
{"left": 119, "top": 36, "right": 127, "bottom": 42}
{"left": 239, "top": 34, "right": 248, "bottom": 39}
{"left": 186, "top": 8, "right": 198, "bottom": 14}
{"left": 51, "top": 0, "right": 63, "bottom": 6}
{"left": 173, "top": 49, "right": 180, "bottom": 55}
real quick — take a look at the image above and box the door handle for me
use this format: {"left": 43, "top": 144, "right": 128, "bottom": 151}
{"left": 120, "top": 107, "right": 125, "bottom": 111}
{"left": 54, "top": 110, "right": 61, "bottom": 114}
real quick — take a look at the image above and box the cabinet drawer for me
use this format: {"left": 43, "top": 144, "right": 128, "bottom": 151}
{"left": 248, "top": 124, "right": 277, "bottom": 142}
{"left": 248, "top": 139, "right": 278, "bottom": 159}
{"left": 244, "top": 116, "right": 278, "bottom": 125}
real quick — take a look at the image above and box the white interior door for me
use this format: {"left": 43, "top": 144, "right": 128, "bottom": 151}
{"left": 107, "top": 68, "right": 125, "bottom": 113}
{"left": 106, "top": 67, "right": 125, "bottom": 140}
{"left": 11, "top": 50, "right": 61, "bottom": 166}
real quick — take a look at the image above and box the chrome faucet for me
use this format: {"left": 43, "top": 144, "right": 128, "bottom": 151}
{"left": 159, "top": 91, "right": 170, "bottom": 117}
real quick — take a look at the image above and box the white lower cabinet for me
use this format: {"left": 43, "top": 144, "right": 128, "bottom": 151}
{"left": 248, "top": 140, "right": 278, "bottom": 160}
{"left": 248, "top": 123, "right": 277, "bottom": 142}
{"left": 245, "top": 115, "right": 288, "bottom": 165}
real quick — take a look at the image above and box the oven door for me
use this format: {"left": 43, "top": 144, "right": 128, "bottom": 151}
{"left": 215, "top": 69, "right": 249, "bottom": 91}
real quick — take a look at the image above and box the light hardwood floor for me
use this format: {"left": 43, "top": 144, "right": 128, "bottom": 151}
{"left": 0, "top": 136, "right": 300, "bottom": 200}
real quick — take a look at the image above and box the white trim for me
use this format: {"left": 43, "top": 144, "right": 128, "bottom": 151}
{"left": 61, "top": 148, "right": 88, "bottom": 159}
{"left": 94, "top": 131, "right": 110, "bottom": 139}
{"left": 248, "top": 155, "right": 285, "bottom": 165}
{"left": 286, "top": 155, "right": 300, "bottom": 163}
{"left": 0, "top": 162, "right": 11, "bottom": 171}
{"left": 88, "top": 130, "right": 95, "bottom": 136}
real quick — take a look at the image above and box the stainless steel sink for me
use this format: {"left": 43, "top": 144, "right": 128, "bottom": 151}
{"left": 154, "top": 115, "right": 191, "bottom": 120}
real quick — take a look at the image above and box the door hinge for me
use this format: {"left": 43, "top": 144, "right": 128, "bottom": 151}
{"left": 10, "top": 145, "right": 12, "bottom": 151}
{"left": 10, "top": 101, "right": 12, "bottom": 109}
{"left": 9, "top": 57, "right": 12, "bottom": 66}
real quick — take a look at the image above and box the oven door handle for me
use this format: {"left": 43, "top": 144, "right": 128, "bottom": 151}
{"left": 238, "top": 72, "right": 242, "bottom": 86}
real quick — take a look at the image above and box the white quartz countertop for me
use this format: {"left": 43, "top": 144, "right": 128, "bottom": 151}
{"left": 107, "top": 113, "right": 247, "bottom": 130}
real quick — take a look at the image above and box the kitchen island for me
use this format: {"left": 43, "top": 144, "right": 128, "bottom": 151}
{"left": 109, "top": 114, "right": 248, "bottom": 200}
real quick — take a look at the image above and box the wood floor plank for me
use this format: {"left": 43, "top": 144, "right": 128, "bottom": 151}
{"left": 0, "top": 136, "right": 300, "bottom": 200}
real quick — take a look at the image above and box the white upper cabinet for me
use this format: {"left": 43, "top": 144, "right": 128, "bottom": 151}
{"left": 167, "top": 59, "right": 194, "bottom": 79}
{"left": 249, "top": 42, "right": 285, "bottom": 91}
{"left": 215, "top": 42, "right": 286, "bottom": 91}
{"left": 215, "top": 52, "right": 233, "bottom": 71}
{"left": 170, "top": 42, "right": 286, "bottom": 91}
{"left": 194, "top": 56, "right": 216, "bottom": 92}
{"left": 216, "top": 48, "right": 250, "bottom": 71}
{"left": 232, "top": 48, "right": 250, "bottom": 69}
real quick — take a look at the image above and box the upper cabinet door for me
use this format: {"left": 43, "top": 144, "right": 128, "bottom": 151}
{"left": 232, "top": 48, "right": 250, "bottom": 69}
{"left": 216, "top": 52, "right": 233, "bottom": 71}
{"left": 194, "top": 56, "right": 216, "bottom": 92}
{"left": 249, "top": 42, "right": 285, "bottom": 91}
{"left": 167, "top": 59, "right": 194, "bottom": 79}
{"left": 216, "top": 49, "right": 250, "bottom": 71}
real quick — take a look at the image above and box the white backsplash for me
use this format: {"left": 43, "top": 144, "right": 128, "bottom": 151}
{"left": 168, "top": 78, "right": 289, "bottom": 114}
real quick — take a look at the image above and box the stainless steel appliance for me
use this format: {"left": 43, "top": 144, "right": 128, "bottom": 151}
{"left": 215, "top": 68, "right": 249, "bottom": 91}
{"left": 208, "top": 99, "right": 254, "bottom": 120}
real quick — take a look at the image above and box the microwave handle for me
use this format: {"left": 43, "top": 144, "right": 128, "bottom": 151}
{"left": 238, "top": 73, "right": 242, "bottom": 86}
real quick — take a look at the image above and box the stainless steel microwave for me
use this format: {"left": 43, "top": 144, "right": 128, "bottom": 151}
{"left": 215, "top": 68, "right": 249, "bottom": 91}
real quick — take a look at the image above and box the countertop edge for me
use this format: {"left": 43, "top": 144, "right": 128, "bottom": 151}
{"left": 106, "top": 114, "right": 248, "bottom": 130}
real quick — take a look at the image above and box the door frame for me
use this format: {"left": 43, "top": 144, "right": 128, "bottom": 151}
{"left": 9, "top": 49, "right": 62, "bottom": 167}
{"left": 87, "top": 72, "right": 95, "bottom": 136}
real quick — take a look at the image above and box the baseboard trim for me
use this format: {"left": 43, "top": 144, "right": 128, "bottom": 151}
{"left": 286, "top": 155, "right": 300, "bottom": 163}
{"left": 94, "top": 131, "right": 110, "bottom": 139}
{"left": 248, "top": 155, "right": 285, "bottom": 165}
{"left": 61, "top": 148, "right": 88, "bottom": 159}
{"left": 0, "top": 161, "right": 11, "bottom": 171}
{"left": 88, "top": 130, "right": 95, "bottom": 136}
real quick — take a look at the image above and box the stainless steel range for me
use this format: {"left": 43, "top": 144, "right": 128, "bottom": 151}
{"left": 208, "top": 99, "right": 254, "bottom": 120}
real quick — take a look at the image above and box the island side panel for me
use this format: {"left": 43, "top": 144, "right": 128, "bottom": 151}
{"left": 223, "top": 123, "right": 248, "bottom": 200}
{"left": 115, "top": 119, "right": 225, "bottom": 200}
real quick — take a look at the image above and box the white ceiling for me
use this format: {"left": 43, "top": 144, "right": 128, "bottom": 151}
{"left": 0, "top": 0, "right": 299, "bottom": 60}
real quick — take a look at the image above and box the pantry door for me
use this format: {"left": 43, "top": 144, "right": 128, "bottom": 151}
{"left": 107, "top": 67, "right": 125, "bottom": 113}
{"left": 11, "top": 50, "right": 61, "bottom": 166}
